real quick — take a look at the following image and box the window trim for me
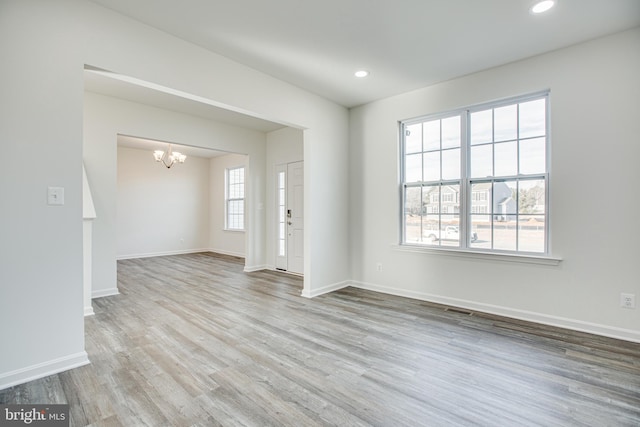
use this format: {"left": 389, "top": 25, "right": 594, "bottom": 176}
{"left": 391, "top": 243, "right": 561, "bottom": 266}
{"left": 225, "top": 166, "right": 245, "bottom": 231}
{"left": 399, "top": 90, "right": 552, "bottom": 256}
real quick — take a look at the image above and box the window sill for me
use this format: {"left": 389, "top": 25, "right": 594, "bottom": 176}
{"left": 392, "top": 244, "right": 562, "bottom": 266}
{"left": 224, "top": 229, "right": 245, "bottom": 233}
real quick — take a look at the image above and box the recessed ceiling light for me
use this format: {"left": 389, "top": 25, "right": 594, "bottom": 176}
{"left": 530, "top": 0, "right": 556, "bottom": 14}
{"left": 354, "top": 70, "right": 369, "bottom": 78}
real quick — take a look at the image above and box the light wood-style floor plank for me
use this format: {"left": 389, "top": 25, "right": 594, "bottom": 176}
{"left": 2, "top": 252, "right": 639, "bottom": 426}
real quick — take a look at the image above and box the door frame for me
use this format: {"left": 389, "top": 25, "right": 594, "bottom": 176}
{"left": 274, "top": 161, "right": 304, "bottom": 274}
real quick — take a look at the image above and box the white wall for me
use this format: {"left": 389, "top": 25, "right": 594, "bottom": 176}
{"left": 209, "top": 153, "right": 248, "bottom": 258}
{"left": 78, "top": 0, "right": 351, "bottom": 296}
{"left": 84, "top": 92, "right": 268, "bottom": 295}
{"left": 119, "top": 129, "right": 304, "bottom": 265}
{"left": 117, "top": 148, "right": 251, "bottom": 260}
{"left": 349, "top": 28, "right": 640, "bottom": 342}
{"left": 0, "top": 0, "right": 90, "bottom": 388}
{"left": 117, "top": 146, "right": 211, "bottom": 259}
{"left": 266, "top": 128, "right": 304, "bottom": 268}
{"left": 0, "top": 0, "right": 348, "bottom": 389}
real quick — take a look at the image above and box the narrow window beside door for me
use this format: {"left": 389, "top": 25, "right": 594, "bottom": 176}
{"left": 226, "top": 166, "right": 245, "bottom": 231}
{"left": 277, "top": 171, "right": 286, "bottom": 256}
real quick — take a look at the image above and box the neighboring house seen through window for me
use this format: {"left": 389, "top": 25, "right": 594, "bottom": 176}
{"left": 401, "top": 92, "right": 549, "bottom": 254}
{"left": 226, "top": 166, "right": 245, "bottom": 230}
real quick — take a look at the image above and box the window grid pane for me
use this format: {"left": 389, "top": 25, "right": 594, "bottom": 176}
{"left": 404, "top": 186, "right": 423, "bottom": 244}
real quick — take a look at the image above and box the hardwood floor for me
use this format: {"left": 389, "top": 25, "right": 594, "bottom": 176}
{"left": 2, "top": 252, "right": 639, "bottom": 426}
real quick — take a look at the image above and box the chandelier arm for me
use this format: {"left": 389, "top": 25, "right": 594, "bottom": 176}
{"left": 162, "top": 157, "right": 174, "bottom": 168}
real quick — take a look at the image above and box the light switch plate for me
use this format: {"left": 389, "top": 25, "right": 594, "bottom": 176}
{"left": 47, "top": 187, "right": 65, "bottom": 206}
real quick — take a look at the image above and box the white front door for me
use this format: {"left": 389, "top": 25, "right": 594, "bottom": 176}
{"left": 286, "top": 161, "right": 304, "bottom": 274}
{"left": 274, "top": 161, "right": 304, "bottom": 274}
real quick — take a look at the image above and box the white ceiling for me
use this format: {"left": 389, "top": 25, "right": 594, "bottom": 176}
{"left": 89, "top": 0, "right": 640, "bottom": 108}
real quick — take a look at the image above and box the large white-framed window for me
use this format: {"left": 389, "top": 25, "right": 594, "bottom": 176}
{"left": 225, "top": 166, "right": 245, "bottom": 231}
{"left": 401, "top": 92, "right": 549, "bottom": 254}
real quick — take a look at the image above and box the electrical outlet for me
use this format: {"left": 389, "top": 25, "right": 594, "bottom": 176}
{"left": 620, "top": 293, "right": 635, "bottom": 309}
{"left": 376, "top": 263, "right": 383, "bottom": 272}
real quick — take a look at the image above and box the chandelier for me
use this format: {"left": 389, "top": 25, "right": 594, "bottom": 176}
{"left": 153, "top": 144, "right": 186, "bottom": 168}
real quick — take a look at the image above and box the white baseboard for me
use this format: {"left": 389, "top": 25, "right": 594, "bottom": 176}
{"left": 349, "top": 280, "right": 640, "bottom": 344}
{"left": 244, "top": 265, "right": 268, "bottom": 273}
{"left": 208, "top": 248, "right": 245, "bottom": 259}
{"left": 265, "top": 265, "right": 304, "bottom": 277}
{"left": 117, "top": 248, "right": 211, "bottom": 260}
{"left": 92, "top": 288, "right": 119, "bottom": 299}
{"left": 0, "top": 352, "right": 90, "bottom": 391}
{"left": 301, "top": 280, "right": 349, "bottom": 298}
{"left": 84, "top": 306, "right": 95, "bottom": 316}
